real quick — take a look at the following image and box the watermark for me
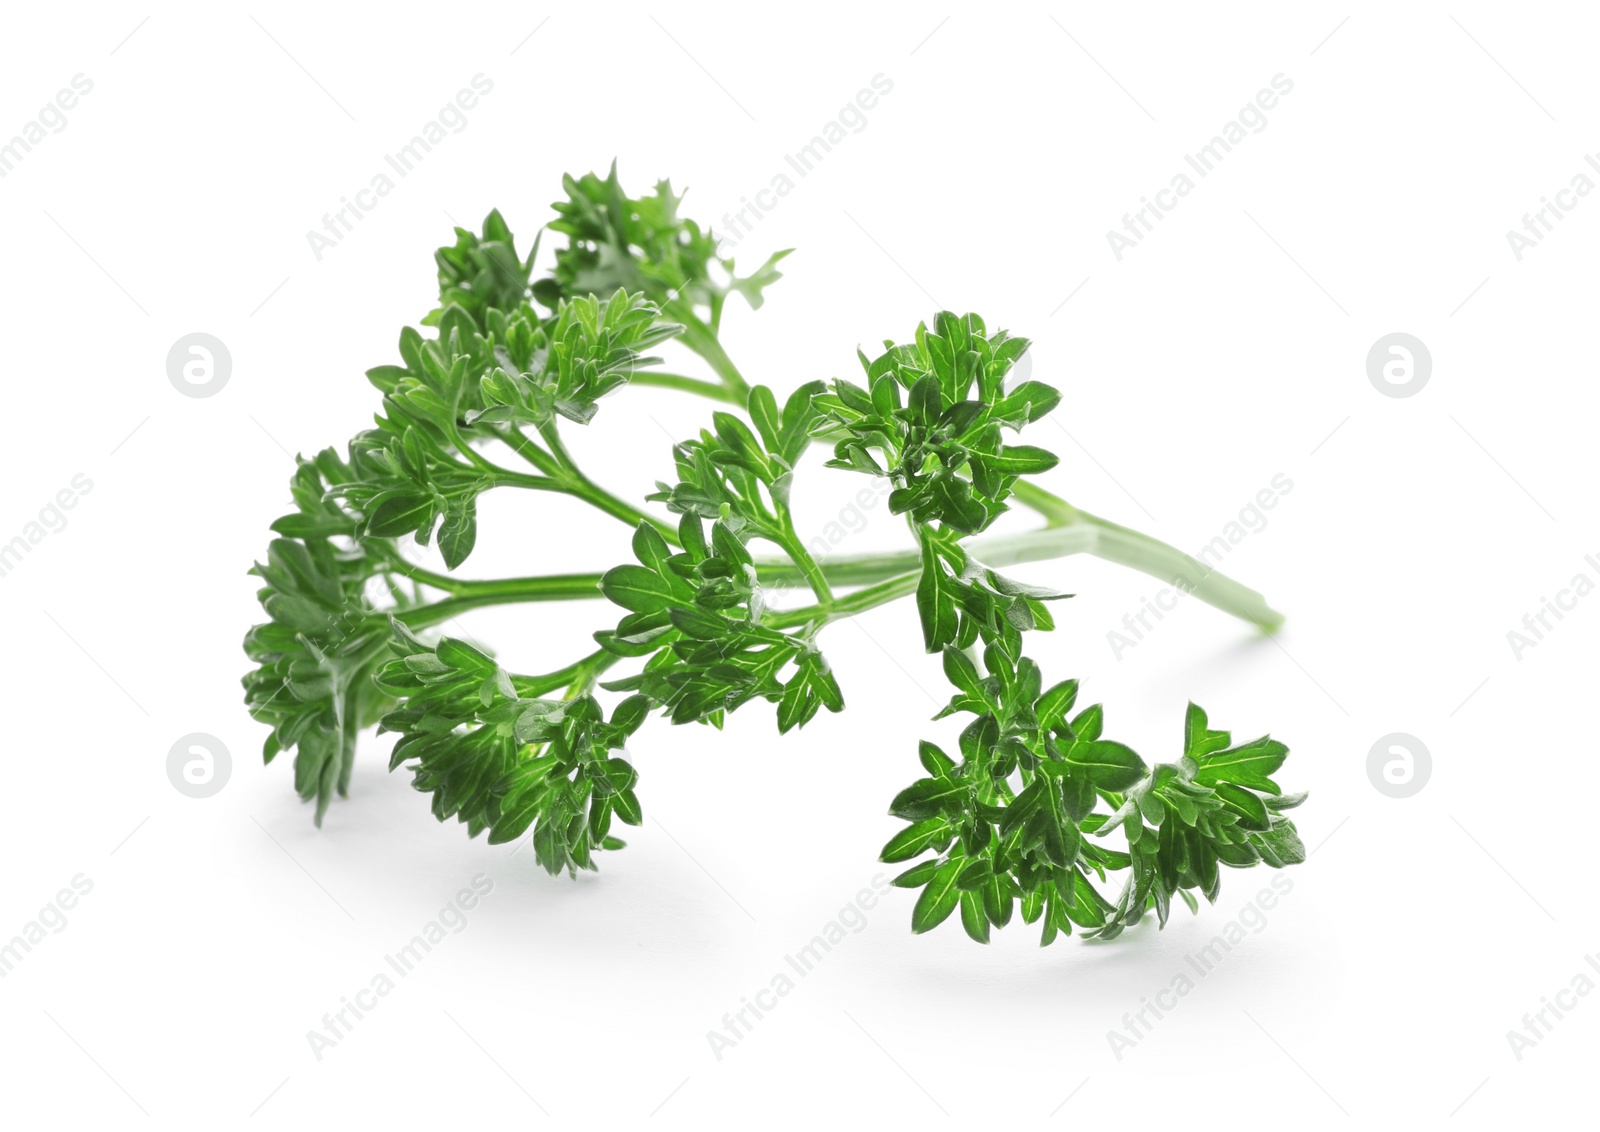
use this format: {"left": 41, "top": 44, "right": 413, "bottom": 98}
{"left": 1505, "top": 155, "right": 1600, "bottom": 261}
{"left": 716, "top": 74, "right": 894, "bottom": 254}
{"left": 1505, "top": 555, "right": 1600, "bottom": 659}
{"left": 306, "top": 74, "right": 495, "bottom": 262}
{"left": 805, "top": 475, "right": 893, "bottom": 561}
{"left": 167, "top": 332, "right": 232, "bottom": 398}
{"left": 0, "top": 874, "right": 94, "bottom": 978}
{"left": 1107, "top": 473, "right": 1293, "bottom": 659}
{"left": 0, "top": 74, "right": 94, "bottom": 178}
{"left": 706, "top": 873, "right": 890, "bottom": 1061}
{"left": 1366, "top": 332, "right": 1430, "bottom": 398}
{"left": 1366, "top": 733, "right": 1431, "bottom": 798}
{"left": 1506, "top": 953, "right": 1600, "bottom": 1060}
{"left": 167, "top": 733, "right": 231, "bottom": 799}
{"left": 306, "top": 873, "right": 494, "bottom": 1060}
{"left": 1106, "top": 874, "right": 1294, "bottom": 1060}
{"left": 0, "top": 473, "right": 94, "bottom": 580}
{"left": 1106, "top": 74, "right": 1294, "bottom": 262}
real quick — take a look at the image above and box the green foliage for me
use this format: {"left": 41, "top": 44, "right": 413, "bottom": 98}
{"left": 427, "top": 208, "right": 538, "bottom": 329}
{"left": 597, "top": 513, "right": 843, "bottom": 732}
{"left": 242, "top": 163, "right": 1304, "bottom": 948}
{"left": 374, "top": 622, "right": 644, "bottom": 874}
{"left": 883, "top": 680, "right": 1304, "bottom": 945}
{"left": 243, "top": 450, "right": 417, "bottom": 824}
{"left": 823, "top": 311, "right": 1058, "bottom": 538}
{"left": 244, "top": 186, "right": 682, "bottom": 821}
{"left": 535, "top": 161, "right": 790, "bottom": 320}
{"left": 375, "top": 288, "right": 677, "bottom": 438}
{"left": 823, "top": 315, "right": 1305, "bottom": 946}
{"left": 468, "top": 290, "right": 682, "bottom": 428}
{"left": 646, "top": 381, "right": 825, "bottom": 530}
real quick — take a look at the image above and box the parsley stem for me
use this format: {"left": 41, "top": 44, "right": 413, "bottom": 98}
{"left": 388, "top": 515, "right": 1281, "bottom": 633}
{"left": 386, "top": 562, "right": 477, "bottom": 593}
{"left": 535, "top": 420, "right": 579, "bottom": 472}
{"left": 1039, "top": 509, "right": 1284, "bottom": 632}
{"left": 394, "top": 574, "right": 603, "bottom": 623}
{"left": 627, "top": 371, "right": 745, "bottom": 405}
{"left": 664, "top": 300, "right": 750, "bottom": 399}
{"left": 491, "top": 426, "right": 565, "bottom": 478}
{"left": 510, "top": 648, "right": 620, "bottom": 699}
{"left": 567, "top": 475, "right": 680, "bottom": 543}
{"left": 499, "top": 422, "right": 681, "bottom": 545}
{"left": 764, "top": 571, "right": 921, "bottom": 630}
{"left": 446, "top": 421, "right": 528, "bottom": 481}
{"left": 773, "top": 520, "right": 1282, "bottom": 631}
{"left": 771, "top": 509, "right": 833, "bottom": 603}
{"left": 1009, "top": 479, "right": 1081, "bottom": 527}
{"left": 493, "top": 471, "right": 566, "bottom": 492}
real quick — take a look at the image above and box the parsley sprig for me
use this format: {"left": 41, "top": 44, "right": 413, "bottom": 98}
{"left": 243, "top": 164, "right": 1304, "bottom": 941}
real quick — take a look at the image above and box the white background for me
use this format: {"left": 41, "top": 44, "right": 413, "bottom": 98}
{"left": 1, "top": 2, "right": 1593, "bottom": 1128}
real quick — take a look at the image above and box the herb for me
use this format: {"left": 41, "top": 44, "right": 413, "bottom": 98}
{"left": 243, "top": 163, "right": 1304, "bottom": 944}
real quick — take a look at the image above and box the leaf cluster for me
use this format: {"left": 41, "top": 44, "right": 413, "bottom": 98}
{"left": 242, "top": 496, "right": 404, "bottom": 823}
{"left": 823, "top": 311, "right": 1061, "bottom": 536}
{"left": 884, "top": 669, "right": 1306, "bottom": 944}
{"left": 646, "top": 381, "right": 825, "bottom": 527}
{"left": 241, "top": 164, "right": 1307, "bottom": 951}
{"left": 244, "top": 202, "right": 685, "bottom": 824}
{"left": 375, "top": 622, "right": 648, "bottom": 875}
{"left": 536, "top": 162, "right": 790, "bottom": 321}
{"left": 598, "top": 515, "right": 843, "bottom": 733}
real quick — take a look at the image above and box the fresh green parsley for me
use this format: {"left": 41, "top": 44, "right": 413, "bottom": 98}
{"left": 243, "top": 163, "right": 1305, "bottom": 945}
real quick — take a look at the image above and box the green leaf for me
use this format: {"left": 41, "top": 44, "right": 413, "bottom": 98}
{"left": 488, "top": 796, "right": 541, "bottom": 844}
{"left": 1035, "top": 679, "right": 1079, "bottom": 731}
{"left": 437, "top": 503, "right": 477, "bottom": 569}
{"left": 601, "top": 565, "right": 683, "bottom": 613}
{"left": 631, "top": 521, "right": 674, "bottom": 574}
{"left": 960, "top": 890, "right": 991, "bottom": 943}
{"left": 888, "top": 777, "right": 968, "bottom": 822}
{"left": 982, "top": 875, "right": 1013, "bottom": 928}
{"left": 881, "top": 818, "right": 952, "bottom": 863}
{"left": 933, "top": 477, "right": 988, "bottom": 533}
{"left": 1061, "top": 869, "right": 1111, "bottom": 929}
{"left": 436, "top": 637, "right": 495, "bottom": 675}
{"left": 918, "top": 740, "right": 956, "bottom": 778}
{"left": 669, "top": 607, "right": 732, "bottom": 640}
{"left": 1194, "top": 736, "right": 1287, "bottom": 793}
{"left": 1069, "top": 703, "right": 1103, "bottom": 743}
{"left": 747, "top": 385, "right": 782, "bottom": 454}
{"left": 712, "top": 411, "right": 771, "bottom": 477}
{"left": 1064, "top": 739, "right": 1146, "bottom": 791}
{"left": 995, "top": 380, "right": 1061, "bottom": 424}
{"left": 727, "top": 248, "right": 792, "bottom": 310}
{"left": 613, "top": 788, "right": 644, "bottom": 826}
{"left": 1184, "top": 702, "right": 1231, "bottom": 761}
{"left": 892, "top": 860, "right": 941, "bottom": 888}
{"left": 987, "top": 445, "right": 1059, "bottom": 474}
{"left": 941, "top": 646, "right": 983, "bottom": 697}
{"left": 908, "top": 374, "right": 943, "bottom": 423}
{"left": 911, "top": 859, "right": 963, "bottom": 933}
{"left": 364, "top": 491, "right": 433, "bottom": 538}
{"left": 1215, "top": 783, "right": 1271, "bottom": 831}
{"left": 915, "top": 533, "right": 958, "bottom": 652}
{"left": 777, "top": 381, "right": 826, "bottom": 465}
{"left": 1250, "top": 820, "right": 1306, "bottom": 867}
